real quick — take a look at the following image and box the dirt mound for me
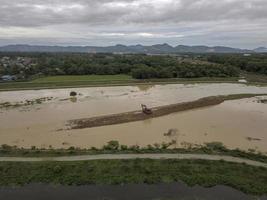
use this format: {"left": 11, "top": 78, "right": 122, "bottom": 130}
{"left": 67, "top": 93, "right": 266, "bottom": 129}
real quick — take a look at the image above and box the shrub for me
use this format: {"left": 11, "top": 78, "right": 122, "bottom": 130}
{"left": 128, "top": 145, "right": 140, "bottom": 152}
{"left": 161, "top": 142, "right": 170, "bottom": 149}
{"left": 146, "top": 145, "right": 155, "bottom": 151}
{"left": 205, "top": 142, "right": 227, "bottom": 151}
{"left": 31, "top": 146, "right": 36, "bottom": 150}
{"left": 103, "top": 141, "right": 120, "bottom": 150}
{"left": 53, "top": 165, "right": 62, "bottom": 173}
{"left": 70, "top": 91, "right": 77, "bottom": 97}
{"left": 131, "top": 65, "right": 157, "bottom": 79}
{"left": 153, "top": 143, "right": 161, "bottom": 149}
{"left": 120, "top": 145, "right": 128, "bottom": 151}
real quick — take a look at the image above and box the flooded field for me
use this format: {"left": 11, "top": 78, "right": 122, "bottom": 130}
{"left": 0, "top": 83, "right": 267, "bottom": 152}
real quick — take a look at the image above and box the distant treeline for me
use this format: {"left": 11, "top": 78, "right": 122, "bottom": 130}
{"left": 0, "top": 53, "right": 242, "bottom": 79}
{"left": 207, "top": 54, "right": 267, "bottom": 75}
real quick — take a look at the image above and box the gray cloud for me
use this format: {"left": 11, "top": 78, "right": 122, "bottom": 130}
{"left": 0, "top": 0, "right": 267, "bottom": 48}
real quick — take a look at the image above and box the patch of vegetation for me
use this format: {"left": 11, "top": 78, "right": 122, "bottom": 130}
{"left": 0, "top": 159, "right": 267, "bottom": 195}
{"left": 131, "top": 63, "right": 239, "bottom": 79}
{"left": 244, "top": 72, "right": 267, "bottom": 84}
{"left": 0, "top": 77, "right": 240, "bottom": 91}
{"left": 207, "top": 54, "right": 267, "bottom": 73}
{"left": 103, "top": 140, "right": 120, "bottom": 150}
{"left": 69, "top": 91, "right": 77, "bottom": 97}
{"left": 0, "top": 97, "right": 53, "bottom": 109}
{"left": 258, "top": 99, "right": 267, "bottom": 104}
{"left": 0, "top": 53, "right": 239, "bottom": 81}
{"left": 1, "top": 141, "right": 267, "bottom": 164}
{"left": 32, "top": 75, "right": 133, "bottom": 83}
{"left": 2, "top": 53, "right": 267, "bottom": 91}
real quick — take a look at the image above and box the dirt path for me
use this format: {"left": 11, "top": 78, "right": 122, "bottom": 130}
{"left": 0, "top": 153, "right": 267, "bottom": 168}
{"left": 67, "top": 93, "right": 267, "bottom": 129}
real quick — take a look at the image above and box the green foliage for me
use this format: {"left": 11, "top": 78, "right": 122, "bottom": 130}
{"left": 207, "top": 54, "right": 267, "bottom": 75}
{"left": 0, "top": 53, "right": 241, "bottom": 81}
{"left": 53, "top": 165, "right": 62, "bottom": 173}
{"left": 103, "top": 140, "right": 120, "bottom": 150}
{"left": 69, "top": 91, "right": 77, "bottom": 97}
{"left": 131, "top": 62, "right": 239, "bottom": 79}
{"left": 131, "top": 65, "right": 157, "bottom": 79}
{"left": 0, "top": 160, "right": 267, "bottom": 195}
{"left": 1, "top": 141, "right": 267, "bottom": 164}
{"left": 32, "top": 75, "right": 132, "bottom": 83}
{"left": 120, "top": 145, "right": 128, "bottom": 151}
{"left": 174, "top": 64, "right": 239, "bottom": 78}
{"left": 205, "top": 142, "right": 227, "bottom": 152}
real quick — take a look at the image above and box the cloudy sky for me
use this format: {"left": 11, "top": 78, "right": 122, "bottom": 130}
{"left": 0, "top": 0, "right": 267, "bottom": 48}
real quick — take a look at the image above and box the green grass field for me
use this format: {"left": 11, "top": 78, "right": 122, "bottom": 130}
{"left": 32, "top": 75, "right": 133, "bottom": 83}
{"left": 245, "top": 73, "right": 267, "bottom": 83}
{"left": 1, "top": 71, "right": 267, "bottom": 91}
{"left": 2, "top": 72, "right": 267, "bottom": 92}
{"left": 0, "top": 75, "right": 139, "bottom": 91}
{"left": 0, "top": 75, "right": 240, "bottom": 91}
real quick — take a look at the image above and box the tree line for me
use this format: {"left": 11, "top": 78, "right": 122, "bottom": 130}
{"left": 0, "top": 53, "right": 241, "bottom": 80}
{"left": 206, "top": 54, "right": 267, "bottom": 75}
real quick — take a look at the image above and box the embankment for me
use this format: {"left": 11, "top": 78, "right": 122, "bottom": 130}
{"left": 67, "top": 93, "right": 267, "bottom": 129}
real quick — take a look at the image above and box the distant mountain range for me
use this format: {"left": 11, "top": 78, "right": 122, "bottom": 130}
{"left": 253, "top": 47, "right": 267, "bottom": 53}
{"left": 0, "top": 44, "right": 265, "bottom": 54}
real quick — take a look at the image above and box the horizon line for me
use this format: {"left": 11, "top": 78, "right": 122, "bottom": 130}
{"left": 1, "top": 43, "right": 264, "bottom": 50}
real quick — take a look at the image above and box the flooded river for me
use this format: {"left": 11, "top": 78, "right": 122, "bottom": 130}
{"left": 0, "top": 83, "right": 267, "bottom": 152}
{"left": 1, "top": 183, "right": 265, "bottom": 200}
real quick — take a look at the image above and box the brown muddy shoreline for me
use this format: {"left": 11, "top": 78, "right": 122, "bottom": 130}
{"left": 67, "top": 93, "right": 267, "bottom": 129}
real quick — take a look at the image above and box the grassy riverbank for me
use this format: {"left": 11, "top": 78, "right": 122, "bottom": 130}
{"left": 0, "top": 159, "right": 267, "bottom": 195}
{"left": 1, "top": 74, "right": 267, "bottom": 91}
{"left": 0, "top": 75, "right": 240, "bottom": 91}
{"left": 31, "top": 75, "right": 133, "bottom": 82}
{"left": 1, "top": 142, "right": 267, "bottom": 163}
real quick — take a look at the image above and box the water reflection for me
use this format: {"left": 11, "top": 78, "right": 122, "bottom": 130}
{"left": 136, "top": 84, "right": 154, "bottom": 91}
{"left": 70, "top": 97, "right": 77, "bottom": 103}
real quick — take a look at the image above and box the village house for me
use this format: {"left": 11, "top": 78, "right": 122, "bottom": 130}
{"left": 1, "top": 75, "right": 17, "bottom": 81}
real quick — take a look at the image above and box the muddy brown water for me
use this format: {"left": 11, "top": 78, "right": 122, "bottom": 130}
{"left": 0, "top": 83, "right": 267, "bottom": 152}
